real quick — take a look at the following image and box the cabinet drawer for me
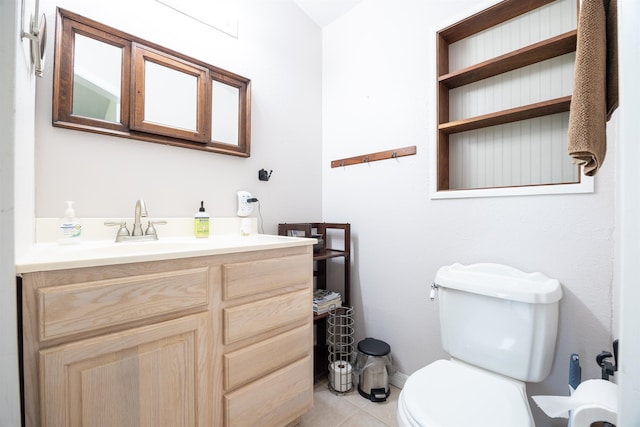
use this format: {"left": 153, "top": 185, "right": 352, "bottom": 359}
{"left": 223, "top": 288, "right": 310, "bottom": 344}
{"left": 224, "top": 323, "right": 311, "bottom": 391}
{"left": 38, "top": 268, "right": 209, "bottom": 340}
{"left": 224, "top": 355, "right": 312, "bottom": 427}
{"left": 222, "top": 254, "right": 310, "bottom": 300}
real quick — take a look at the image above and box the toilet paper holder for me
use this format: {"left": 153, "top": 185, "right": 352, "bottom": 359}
{"left": 596, "top": 339, "right": 618, "bottom": 381}
{"left": 533, "top": 340, "right": 620, "bottom": 427}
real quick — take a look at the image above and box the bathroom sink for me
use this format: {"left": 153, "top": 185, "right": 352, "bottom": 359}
{"left": 16, "top": 234, "right": 315, "bottom": 273}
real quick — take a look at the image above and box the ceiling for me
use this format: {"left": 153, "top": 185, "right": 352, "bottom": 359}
{"left": 292, "top": 0, "right": 362, "bottom": 27}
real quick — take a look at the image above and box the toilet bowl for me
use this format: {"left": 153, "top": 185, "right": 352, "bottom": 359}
{"left": 397, "top": 359, "right": 534, "bottom": 427}
{"left": 397, "top": 263, "right": 562, "bottom": 427}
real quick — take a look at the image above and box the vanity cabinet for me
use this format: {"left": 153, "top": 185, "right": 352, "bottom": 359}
{"left": 20, "top": 244, "right": 313, "bottom": 427}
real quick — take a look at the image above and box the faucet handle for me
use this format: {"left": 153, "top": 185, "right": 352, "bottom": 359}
{"left": 105, "top": 221, "right": 130, "bottom": 238}
{"left": 145, "top": 220, "right": 167, "bottom": 238}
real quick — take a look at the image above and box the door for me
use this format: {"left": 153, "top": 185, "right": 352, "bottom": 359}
{"left": 39, "top": 313, "right": 212, "bottom": 427}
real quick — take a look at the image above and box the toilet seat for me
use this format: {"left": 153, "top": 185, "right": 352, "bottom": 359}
{"left": 398, "top": 359, "right": 534, "bottom": 427}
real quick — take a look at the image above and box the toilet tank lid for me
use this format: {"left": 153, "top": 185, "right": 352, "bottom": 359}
{"left": 435, "top": 263, "right": 562, "bottom": 304}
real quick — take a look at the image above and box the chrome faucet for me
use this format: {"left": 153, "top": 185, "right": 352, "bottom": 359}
{"left": 105, "top": 199, "right": 166, "bottom": 242}
{"left": 132, "top": 199, "right": 148, "bottom": 236}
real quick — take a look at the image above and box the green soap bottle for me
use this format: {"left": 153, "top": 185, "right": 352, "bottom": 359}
{"left": 194, "top": 201, "right": 209, "bottom": 238}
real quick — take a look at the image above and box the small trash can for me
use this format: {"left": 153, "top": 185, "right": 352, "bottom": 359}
{"left": 355, "top": 337, "right": 392, "bottom": 402}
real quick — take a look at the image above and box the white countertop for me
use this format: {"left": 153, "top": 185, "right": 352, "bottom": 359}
{"left": 16, "top": 234, "right": 315, "bottom": 274}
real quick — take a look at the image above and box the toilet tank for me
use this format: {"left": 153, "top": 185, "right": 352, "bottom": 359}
{"left": 435, "top": 263, "right": 562, "bottom": 383}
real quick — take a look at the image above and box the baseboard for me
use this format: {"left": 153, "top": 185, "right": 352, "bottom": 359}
{"left": 389, "top": 371, "right": 409, "bottom": 389}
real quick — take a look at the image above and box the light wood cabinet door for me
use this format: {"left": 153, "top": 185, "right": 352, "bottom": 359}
{"left": 39, "top": 313, "right": 212, "bottom": 427}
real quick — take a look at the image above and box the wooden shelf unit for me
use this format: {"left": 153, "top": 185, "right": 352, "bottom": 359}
{"left": 278, "top": 222, "right": 351, "bottom": 381}
{"left": 436, "top": 0, "right": 578, "bottom": 191}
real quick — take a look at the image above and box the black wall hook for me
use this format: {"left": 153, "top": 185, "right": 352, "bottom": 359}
{"left": 258, "top": 169, "right": 273, "bottom": 181}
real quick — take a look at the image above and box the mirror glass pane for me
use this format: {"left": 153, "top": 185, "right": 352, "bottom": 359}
{"left": 72, "top": 34, "right": 122, "bottom": 122}
{"left": 211, "top": 80, "right": 240, "bottom": 145}
{"left": 144, "top": 60, "right": 198, "bottom": 131}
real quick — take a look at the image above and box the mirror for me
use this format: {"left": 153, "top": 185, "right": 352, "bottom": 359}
{"left": 53, "top": 7, "right": 251, "bottom": 157}
{"left": 145, "top": 61, "right": 198, "bottom": 131}
{"left": 131, "top": 45, "right": 207, "bottom": 141}
{"left": 72, "top": 33, "right": 122, "bottom": 122}
{"left": 211, "top": 80, "right": 240, "bottom": 145}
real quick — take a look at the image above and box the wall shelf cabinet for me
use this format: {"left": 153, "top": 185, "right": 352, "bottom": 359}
{"left": 53, "top": 8, "right": 252, "bottom": 157}
{"left": 278, "top": 222, "right": 351, "bottom": 381}
{"left": 436, "top": 0, "right": 579, "bottom": 191}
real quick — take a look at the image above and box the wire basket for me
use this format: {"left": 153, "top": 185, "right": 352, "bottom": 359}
{"left": 327, "top": 306, "right": 355, "bottom": 394}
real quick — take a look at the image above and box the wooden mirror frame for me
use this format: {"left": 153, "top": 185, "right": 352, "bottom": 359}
{"left": 52, "top": 8, "right": 252, "bottom": 157}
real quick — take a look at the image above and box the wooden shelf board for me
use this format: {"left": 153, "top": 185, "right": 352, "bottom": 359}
{"left": 313, "top": 249, "right": 348, "bottom": 261}
{"left": 438, "top": 0, "right": 555, "bottom": 43}
{"left": 439, "top": 30, "right": 577, "bottom": 89}
{"left": 313, "top": 312, "right": 330, "bottom": 321}
{"left": 438, "top": 96, "right": 572, "bottom": 135}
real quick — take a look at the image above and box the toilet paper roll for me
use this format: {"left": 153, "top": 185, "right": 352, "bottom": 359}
{"left": 330, "top": 361, "right": 353, "bottom": 392}
{"left": 532, "top": 379, "right": 617, "bottom": 426}
{"left": 571, "top": 402, "right": 618, "bottom": 427}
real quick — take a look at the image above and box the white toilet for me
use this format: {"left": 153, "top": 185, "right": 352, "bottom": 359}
{"left": 397, "top": 263, "right": 563, "bottom": 427}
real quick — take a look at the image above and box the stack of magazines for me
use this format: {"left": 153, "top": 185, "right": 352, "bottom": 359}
{"left": 313, "top": 289, "right": 342, "bottom": 314}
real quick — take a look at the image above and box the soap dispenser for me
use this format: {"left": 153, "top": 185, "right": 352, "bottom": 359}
{"left": 59, "top": 201, "right": 82, "bottom": 244}
{"left": 194, "top": 201, "right": 210, "bottom": 238}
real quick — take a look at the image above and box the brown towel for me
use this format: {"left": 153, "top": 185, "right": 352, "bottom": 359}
{"left": 568, "top": 0, "right": 618, "bottom": 176}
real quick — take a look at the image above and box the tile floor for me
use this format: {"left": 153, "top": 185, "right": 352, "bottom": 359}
{"left": 301, "top": 380, "right": 400, "bottom": 427}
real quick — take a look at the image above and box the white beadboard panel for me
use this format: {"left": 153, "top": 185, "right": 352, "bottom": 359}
{"left": 449, "top": 53, "right": 575, "bottom": 121}
{"left": 448, "top": 0, "right": 577, "bottom": 71}
{"left": 449, "top": 113, "right": 579, "bottom": 190}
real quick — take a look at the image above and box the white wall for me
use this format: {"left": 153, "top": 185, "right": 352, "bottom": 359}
{"left": 322, "top": 1, "right": 617, "bottom": 425}
{"left": 0, "top": 2, "right": 20, "bottom": 423}
{"left": 616, "top": 0, "right": 640, "bottom": 424}
{"left": 1, "top": 0, "right": 37, "bottom": 424}
{"left": 35, "top": 0, "right": 323, "bottom": 230}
